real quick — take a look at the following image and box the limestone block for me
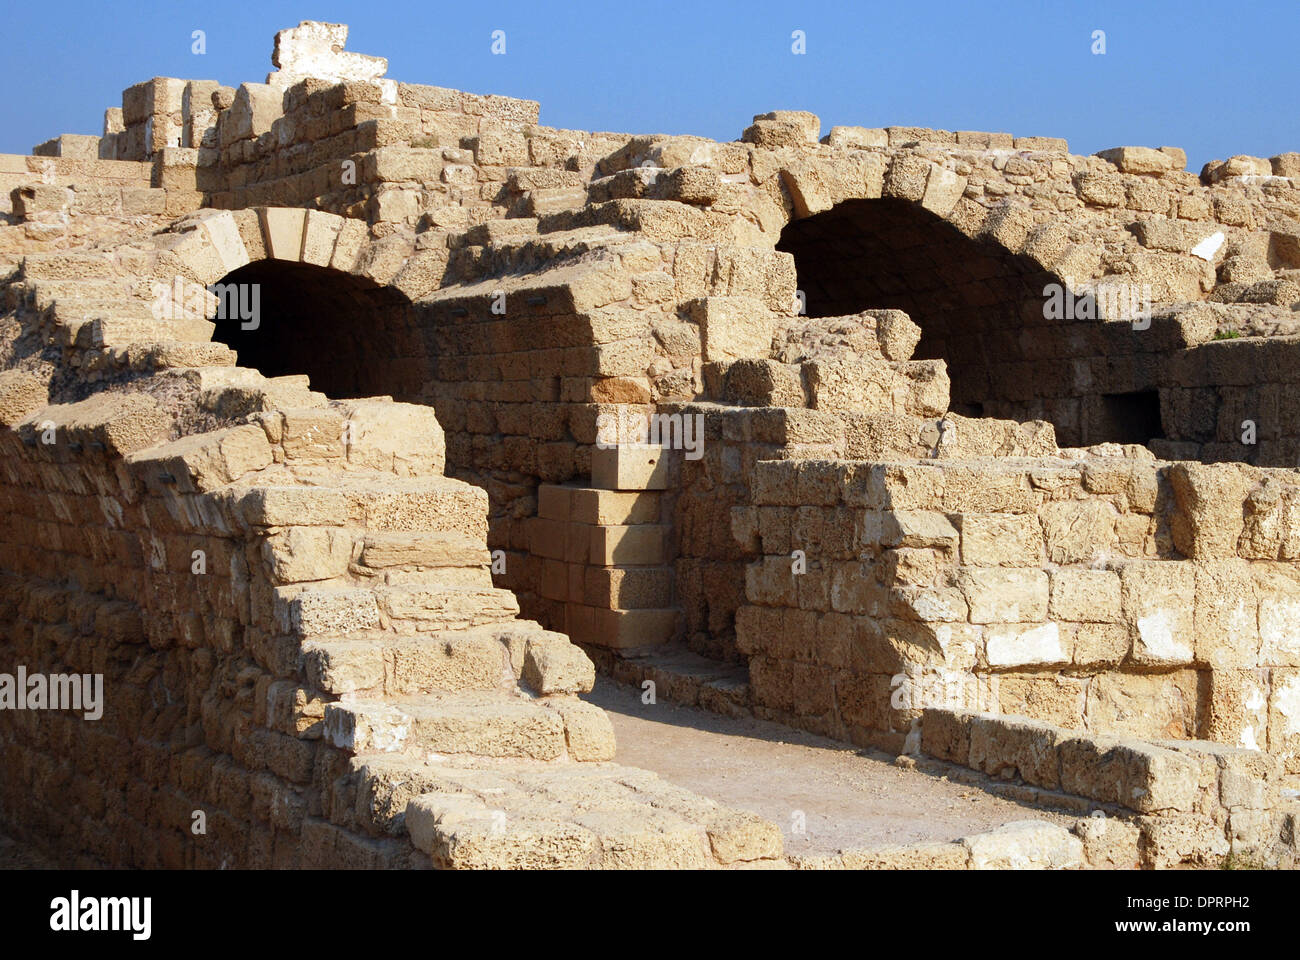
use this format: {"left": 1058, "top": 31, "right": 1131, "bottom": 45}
{"left": 570, "top": 487, "right": 661, "bottom": 525}
{"left": 1049, "top": 568, "right": 1121, "bottom": 623}
{"left": 1085, "top": 671, "right": 1201, "bottom": 741}
{"left": 969, "top": 714, "right": 1064, "bottom": 787}
{"left": 959, "top": 568, "right": 1048, "bottom": 624}
{"left": 136, "top": 423, "right": 273, "bottom": 492}
{"left": 1072, "top": 815, "right": 1141, "bottom": 869}
{"left": 0, "top": 370, "right": 49, "bottom": 427}
{"left": 1038, "top": 499, "right": 1117, "bottom": 564}
{"left": 825, "top": 126, "right": 887, "bottom": 149}
{"left": 1121, "top": 562, "right": 1196, "bottom": 666}
{"left": 591, "top": 444, "right": 669, "bottom": 491}
{"left": 522, "top": 633, "right": 595, "bottom": 695}
{"left": 1096, "top": 147, "right": 1177, "bottom": 175}
{"left": 959, "top": 514, "right": 1043, "bottom": 566}
{"left": 341, "top": 399, "right": 446, "bottom": 474}
{"left": 985, "top": 622, "right": 1068, "bottom": 668}
{"left": 260, "top": 207, "right": 307, "bottom": 261}
{"left": 286, "top": 587, "right": 381, "bottom": 636}
{"left": 962, "top": 821, "right": 1084, "bottom": 870}
{"left": 706, "top": 810, "right": 783, "bottom": 864}
{"left": 262, "top": 526, "right": 351, "bottom": 583}
{"left": 546, "top": 698, "right": 615, "bottom": 760}
{"left": 589, "top": 525, "right": 665, "bottom": 565}
{"left": 690, "top": 296, "right": 775, "bottom": 362}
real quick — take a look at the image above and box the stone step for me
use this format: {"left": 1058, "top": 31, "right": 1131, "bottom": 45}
{"left": 357, "top": 531, "right": 489, "bottom": 571}
{"left": 29, "top": 278, "right": 146, "bottom": 310}
{"left": 335, "top": 475, "right": 489, "bottom": 541}
{"left": 324, "top": 691, "right": 567, "bottom": 759}
{"left": 348, "top": 754, "right": 782, "bottom": 868}
{"left": 20, "top": 252, "right": 119, "bottom": 280}
{"left": 119, "top": 340, "right": 237, "bottom": 371}
{"left": 375, "top": 583, "right": 520, "bottom": 630}
{"left": 537, "top": 483, "right": 661, "bottom": 525}
{"left": 301, "top": 627, "right": 512, "bottom": 696}
{"left": 50, "top": 298, "right": 156, "bottom": 322}
{"left": 65, "top": 314, "right": 215, "bottom": 348}
{"left": 539, "top": 560, "right": 673, "bottom": 608}
{"left": 566, "top": 604, "right": 679, "bottom": 650}
{"left": 304, "top": 619, "right": 591, "bottom": 698}
{"left": 522, "top": 186, "right": 589, "bottom": 217}
{"left": 50, "top": 296, "right": 209, "bottom": 322}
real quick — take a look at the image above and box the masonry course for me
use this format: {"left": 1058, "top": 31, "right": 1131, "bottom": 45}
{"left": 1, "top": 21, "right": 1299, "bottom": 869}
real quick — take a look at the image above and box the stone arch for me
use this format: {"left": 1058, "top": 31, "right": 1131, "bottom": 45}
{"left": 775, "top": 195, "right": 1061, "bottom": 419}
{"left": 769, "top": 160, "right": 1163, "bottom": 446}
{"left": 148, "top": 206, "right": 425, "bottom": 399}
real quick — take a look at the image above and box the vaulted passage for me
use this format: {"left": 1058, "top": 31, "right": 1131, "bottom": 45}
{"left": 210, "top": 260, "right": 417, "bottom": 400}
{"left": 776, "top": 198, "right": 1061, "bottom": 419}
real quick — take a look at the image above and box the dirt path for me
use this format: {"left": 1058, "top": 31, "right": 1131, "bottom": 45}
{"left": 589, "top": 678, "right": 1076, "bottom": 859}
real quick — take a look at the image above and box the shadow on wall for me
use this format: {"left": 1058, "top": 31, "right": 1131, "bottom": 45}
{"left": 775, "top": 198, "right": 1168, "bottom": 447}
{"left": 210, "top": 260, "right": 418, "bottom": 400}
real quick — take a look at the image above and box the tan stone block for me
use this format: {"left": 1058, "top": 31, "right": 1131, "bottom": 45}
{"left": 527, "top": 517, "right": 566, "bottom": 561}
{"left": 540, "top": 558, "right": 569, "bottom": 601}
{"left": 575, "top": 473, "right": 665, "bottom": 521}
{"left": 1085, "top": 671, "right": 1201, "bottom": 741}
{"left": 1121, "top": 562, "right": 1196, "bottom": 665}
{"left": 689, "top": 296, "right": 775, "bottom": 362}
{"left": 959, "top": 568, "right": 1048, "bottom": 624}
{"left": 281, "top": 409, "right": 345, "bottom": 460}
{"left": 260, "top": 206, "right": 307, "bottom": 260}
{"left": 547, "top": 698, "right": 615, "bottom": 760}
{"left": 263, "top": 526, "right": 351, "bottom": 583}
{"left": 1050, "top": 569, "right": 1121, "bottom": 622}
{"left": 1073, "top": 623, "right": 1131, "bottom": 667}
{"left": 985, "top": 622, "right": 1070, "bottom": 667}
{"left": 584, "top": 566, "right": 673, "bottom": 609}
{"left": 589, "top": 607, "right": 678, "bottom": 649}
{"left": 589, "top": 525, "right": 665, "bottom": 565}
{"left": 522, "top": 634, "right": 595, "bottom": 695}
{"left": 1038, "top": 499, "right": 1117, "bottom": 564}
{"left": 706, "top": 810, "right": 783, "bottom": 864}
{"left": 1205, "top": 668, "right": 1270, "bottom": 752}
{"left": 1096, "top": 146, "right": 1177, "bottom": 175}
{"left": 962, "top": 821, "right": 1084, "bottom": 869}
{"left": 591, "top": 443, "right": 669, "bottom": 490}
{"left": 565, "top": 523, "right": 593, "bottom": 564}
{"left": 537, "top": 483, "right": 572, "bottom": 521}
{"left": 1073, "top": 816, "right": 1141, "bottom": 869}
{"left": 1193, "top": 561, "right": 1259, "bottom": 669}
{"left": 1268, "top": 669, "right": 1300, "bottom": 772}
{"left": 959, "top": 514, "right": 1043, "bottom": 566}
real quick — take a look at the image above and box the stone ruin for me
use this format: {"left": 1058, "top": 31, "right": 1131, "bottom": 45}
{"left": 2, "top": 20, "right": 1300, "bottom": 869}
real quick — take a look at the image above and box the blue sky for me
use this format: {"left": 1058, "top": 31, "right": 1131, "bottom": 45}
{"left": 5, "top": 0, "right": 1297, "bottom": 171}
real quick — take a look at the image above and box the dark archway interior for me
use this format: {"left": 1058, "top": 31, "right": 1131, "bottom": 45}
{"left": 211, "top": 260, "right": 416, "bottom": 400}
{"left": 776, "top": 198, "right": 1063, "bottom": 419}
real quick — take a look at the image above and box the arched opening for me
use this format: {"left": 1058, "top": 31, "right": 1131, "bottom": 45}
{"left": 210, "top": 260, "right": 417, "bottom": 399}
{"left": 776, "top": 198, "right": 1065, "bottom": 420}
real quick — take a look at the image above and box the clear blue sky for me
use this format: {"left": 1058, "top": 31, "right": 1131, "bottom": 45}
{"left": 5, "top": 0, "right": 1298, "bottom": 172}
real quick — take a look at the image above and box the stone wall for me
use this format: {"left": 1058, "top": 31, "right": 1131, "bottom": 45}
{"left": 736, "top": 455, "right": 1300, "bottom": 772}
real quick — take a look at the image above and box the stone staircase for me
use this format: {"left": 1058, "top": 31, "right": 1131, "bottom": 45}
{"left": 533, "top": 445, "right": 680, "bottom": 652}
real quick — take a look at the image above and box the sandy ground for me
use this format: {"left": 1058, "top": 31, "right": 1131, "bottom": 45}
{"left": 2, "top": 682, "right": 1078, "bottom": 868}
{"left": 589, "top": 678, "right": 1076, "bottom": 859}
